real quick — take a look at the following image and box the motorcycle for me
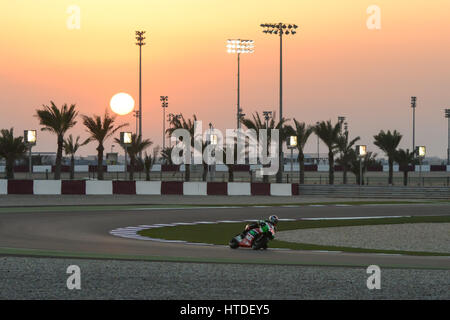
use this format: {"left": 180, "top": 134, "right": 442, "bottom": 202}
{"left": 229, "top": 223, "right": 276, "bottom": 250}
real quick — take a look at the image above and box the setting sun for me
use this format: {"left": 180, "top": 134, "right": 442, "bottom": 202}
{"left": 110, "top": 92, "right": 135, "bottom": 115}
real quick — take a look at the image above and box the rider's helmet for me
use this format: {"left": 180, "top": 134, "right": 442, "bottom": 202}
{"left": 268, "top": 215, "right": 279, "bottom": 226}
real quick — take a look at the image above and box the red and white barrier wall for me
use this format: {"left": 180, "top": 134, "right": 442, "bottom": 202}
{"left": 0, "top": 180, "right": 298, "bottom": 196}
{"left": 2, "top": 164, "right": 450, "bottom": 174}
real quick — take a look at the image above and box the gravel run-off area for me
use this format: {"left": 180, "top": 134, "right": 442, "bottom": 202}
{"left": 277, "top": 223, "right": 450, "bottom": 253}
{"left": 0, "top": 256, "right": 449, "bottom": 299}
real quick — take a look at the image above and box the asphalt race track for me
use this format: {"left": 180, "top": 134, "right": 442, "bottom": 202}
{"left": 0, "top": 204, "right": 449, "bottom": 269}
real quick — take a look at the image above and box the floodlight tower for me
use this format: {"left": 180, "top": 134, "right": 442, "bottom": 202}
{"left": 411, "top": 96, "right": 417, "bottom": 152}
{"left": 445, "top": 109, "right": 450, "bottom": 165}
{"left": 263, "top": 111, "right": 272, "bottom": 127}
{"left": 135, "top": 31, "right": 146, "bottom": 140}
{"left": 160, "top": 96, "right": 168, "bottom": 149}
{"left": 338, "top": 116, "right": 346, "bottom": 133}
{"left": 227, "top": 39, "right": 254, "bottom": 129}
{"left": 260, "top": 22, "right": 298, "bottom": 182}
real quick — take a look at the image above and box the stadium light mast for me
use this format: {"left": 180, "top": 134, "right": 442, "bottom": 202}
{"left": 445, "top": 109, "right": 450, "bottom": 165}
{"left": 227, "top": 39, "right": 254, "bottom": 129}
{"left": 260, "top": 22, "right": 298, "bottom": 182}
{"left": 135, "top": 31, "right": 146, "bottom": 141}
{"left": 411, "top": 96, "right": 417, "bottom": 152}
{"left": 160, "top": 96, "right": 168, "bottom": 149}
{"left": 263, "top": 111, "right": 273, "bottom": 127}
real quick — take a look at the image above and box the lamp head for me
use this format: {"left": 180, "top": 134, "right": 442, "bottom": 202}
{"left": 287, "top": 136, "right": 298, "bottom": 149}
{"left": 356, "top": 145, "right": 367, "bottom": 157}
{"left": 24, "top": 130, "right": 37, "bottom": 145}
{"left": 120, "top": 132, "right": 133, "bottom": 146}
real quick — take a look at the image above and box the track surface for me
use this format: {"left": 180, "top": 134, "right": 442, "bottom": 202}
{"left": 0, "top": 204, "right": 449, "bottom": 269}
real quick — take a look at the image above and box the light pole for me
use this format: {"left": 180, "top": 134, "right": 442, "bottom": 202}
{"left": 238, "top": 108, "right": 245, "bottom": 124}
{"left": 120, "top": 132, "right": 132, "bottom": 180}
{"left": 338, "top": 116, "right": 346, "bottom": 133}
{"left": 287, "top": 136, "right": 297, "bottom": 183}
{"left": 24, "top": 130, "right": 37, "bottom": 179}
{"left": 135, "top": 31, "right": 146, "bottom": 141}
{"left": 227, "top": 39, "right": 254, "bottom": 129}
{"left": 416, "top": 146, "right": 426, "bottom": 187}
{"left": 160, "top": 96, "right": 168, "bottom": 149}
{"left": 133, "top": 110, "right": 139, "bottom": 135}
{"left": 411, "top": 96, "right": 417, "bottom": 152}
{"left": 445, "top": 109, "right": 450, "bottom": 165}
{"left": 356, "top": 145, "right": 367, "bottom": 194}
{"left": 263, "top": 111, "right": 272, "bottom": 127}
{"left": 209, "top": 123, "right": 217, "bottom": 181}
{"left": 261, "top": 23, "right": 298, "bottom": 183}
{"left": 316, "top": 121, "right": 320, "bottom": 164}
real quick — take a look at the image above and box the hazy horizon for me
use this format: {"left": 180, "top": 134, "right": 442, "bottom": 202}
{"left": 1, "top": 0, "right": 449, "bottom": 158}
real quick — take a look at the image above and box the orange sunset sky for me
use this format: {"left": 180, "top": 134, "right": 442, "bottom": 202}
{"left": 1, "top": 0, "right": 449, "bottom": 158}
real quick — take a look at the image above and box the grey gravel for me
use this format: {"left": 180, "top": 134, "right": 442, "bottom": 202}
{"left": 0, "top": 256, "right": 449, "bottom": 299}
{"left": 277, "top": 223, "right": 450, "bottom": 253}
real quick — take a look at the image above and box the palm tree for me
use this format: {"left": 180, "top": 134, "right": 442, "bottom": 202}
{"left": 161, "top": 146, "right": 174, "bottom": 165}
{"left": 241, "top": 112, "right": 291, "bottom": 183}
{"left": 82, "top": 110, "right": 128, "bottom": 180}
{"left": 63, "top": 135, "right": 87, "bottom": 180}
{"left": 314, "top": 120, "right": 341, "bottom": 185}
{"left": 336, "top": 130, "right": 360, "bottom": 184}
{"left": 373, "top": 130, "right": 402, "bottom": 185}
{"left": 143, "top": 146, "right": 160, "bottom": 181}
{"left": 0, "top": 128, "right": 28, "bottom": 179}
{"left": 349, "top": 150, "right": 378, "bottom": 185}
{"left": 35, "top": 102, "right": 78, "bottom": 180}
{"left": 290, "top": 119, "right": 313, "bottom": 184}
{"left": 114, "top": 134, "right": 153, "bottom": 180}
{"left": 395, "top": 148, "right": 415, "bottom": 186}
{"left": 166, "top": 114, "right": 197, "bottom": 181}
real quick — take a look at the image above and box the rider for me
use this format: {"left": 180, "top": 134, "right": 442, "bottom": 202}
{"left": 240, "top": 215, "right": 279, "bottom": 240}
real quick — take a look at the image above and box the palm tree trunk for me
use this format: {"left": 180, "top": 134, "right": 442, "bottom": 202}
{"left": 228, "top": 167, "right": 234, "bottom": 182}
{"left": 6, "top": 158, "right": 14, "bottom": 180}
{"left": 328, "top": 149, "right": 334, "bottom": 185}
{"left": 185, "top": 164, "right": 190, "bottom": 181}
{"left": 262, "top": 164, "right": 269, "bottom": 183}
{"left": 343, "top": 166, "right": 348, "bottom": 184}
{"left": 388, "top": 158, "right": 394, "bottom": 185}
{"left": 403, "top": 170, "right": 408, "bottom": 186}
{"left": 146, "top": 167, "right": 150, "bottom": 181}
{"left": 276, "top": 137, "right": 283, "bottom": 183}
{"left": 299, "top": 152, "right": 305, "bottom": 185}
{"left": 70, "top": 155, "right": 75, "bottom": 180}
{"left": 202, "top": 163, "right": 208, "bottom": 181}
{"left": 129, "top": 156, "right": 135, "bottom": 181}
{"left": 97, "top": 144, "right": 104, "bottom": 180}
{"left": 54, "top": 134, "right": 63, "bottom": 180}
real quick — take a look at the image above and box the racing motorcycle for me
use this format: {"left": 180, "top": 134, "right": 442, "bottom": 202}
{"left": 229, "top": 223, "right": 276, "bottom": 250}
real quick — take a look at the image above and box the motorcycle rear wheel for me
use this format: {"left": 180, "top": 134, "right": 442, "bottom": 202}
{"left": 229, "top": 238, "right": 239, "bottom": 249}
